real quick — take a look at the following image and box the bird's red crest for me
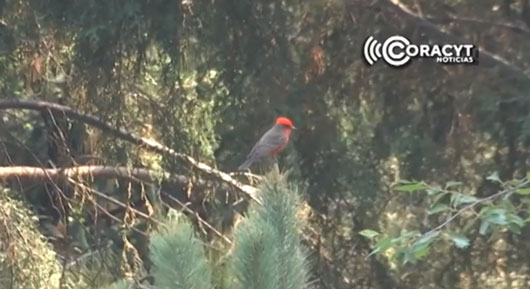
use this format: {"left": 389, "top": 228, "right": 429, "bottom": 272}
{"left": 275, "top": 116, "right": 294, "bottom": 128}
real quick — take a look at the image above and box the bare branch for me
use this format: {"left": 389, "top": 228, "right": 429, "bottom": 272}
{"left": 0, "top": 99, "right": 261, "bottom": 203}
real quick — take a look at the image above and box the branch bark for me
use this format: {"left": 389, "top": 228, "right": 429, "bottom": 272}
{"left": 0, "top": 165, "right": 180, "bottom": 184}
{"left": 0, "top": 99, "right": 261, "bottom": 203}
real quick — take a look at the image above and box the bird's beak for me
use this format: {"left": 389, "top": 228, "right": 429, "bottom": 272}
{"left": 291, "top": 125, "right": 297, "bottom": 130}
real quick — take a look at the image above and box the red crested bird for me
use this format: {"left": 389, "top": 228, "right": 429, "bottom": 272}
{"left": 238, "top": 116, "right": 295, "bottom": 170}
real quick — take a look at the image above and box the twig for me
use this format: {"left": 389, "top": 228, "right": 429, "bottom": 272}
{"left": 420, "top": 179, "right": 529, "bottom": 237}
{"left": 161, "top": 192, "right": 233, "bottom": 244}
{"left": 424, "top": 15, "right": 530, "bottom": 34}
{"left": 66, "top": 177, "right": 164, "bottom": 226}
{"left": 65, "top": 242, "right": 114, "bottom": 269}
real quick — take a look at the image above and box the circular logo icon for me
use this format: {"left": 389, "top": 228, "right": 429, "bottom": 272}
{"left": 382, "top": 36, "right": 411, "bottom": 67}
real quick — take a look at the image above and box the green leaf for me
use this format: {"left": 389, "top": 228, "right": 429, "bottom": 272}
{"left": 484, "top": 209, "right": 507, "bottom": 225}
{"left": 527, "top": 171, "right": 530, "bottom": 181}
{"left": 459, "top": 195, "right": 479, "bottom": 205}
{"left": 507, "top": 213, "right": 524, "bottom": 227}
{"left": 394, "top": 182, "right": 428, "bottom": 192}
{"left": 486, "top": 172, "right": 501, "bottom": 183}
{"left": 428, "top": 204, "right": 449, "bottom": 215}
{"left": 415, "top": 231, "right": 439, "bottom": 246}
{"left": 359, "top": 229, "right": 380, "bottom": 239}
{"left": 412, "top": 245, "right": 431, "bottom": 259}
{"left": 452, "top": 194, "right": 479, "bottom": 206}
{"left": 448, "top": 234, "right": 470, "bottom": 249}
{"left": 374, "top": 237, "right": 393, "bottom": 253}
{"left": 516, "top": 188, "right": 530, "bottom": 195}
{"left": 479, "top": 221, "right": 490, "bottom": 235}
{"left": 432, "top": 192, "right": 450, "bottom": 206}
{"left": 505, "top": 179, "right": 523, "bottom": 187}
{"left": 426, "top": 186, "right": 443, "bottom": 196}
{"left": 445, "top": 181, "right": 462, "bottom": 189}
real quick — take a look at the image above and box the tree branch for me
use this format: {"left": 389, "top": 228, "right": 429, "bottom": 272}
{"left": 374, "top": 0, "right": 530, "bottom": 80}
{"left": 0, "top": 99, "right": 261, "bottom": 203}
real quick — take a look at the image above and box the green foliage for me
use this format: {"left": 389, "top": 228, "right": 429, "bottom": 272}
{"left": 232, "top": 171, "right": 310, "bottom": 289}
{"left": 361, "top": 173, "right": 530, "bottom": 264}
{"left": 232, "top": 220, "right": 281, "bottom": 289}
{"left": 149, "top": 210, "right": 213, "bottom": 289}
{"left": 0, "top": 188, "right": 82, "bottom": 289}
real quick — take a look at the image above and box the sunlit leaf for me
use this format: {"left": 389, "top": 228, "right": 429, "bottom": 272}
{"left": 359, "top": 229, "right": 380, "bottom": 239}
{"left": 448, "top": 234, "right": 470, "bottom": 249}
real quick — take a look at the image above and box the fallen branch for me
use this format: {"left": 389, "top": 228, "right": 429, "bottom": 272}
{"left": 0, "top": 99, "right": 261, "bottom": 203}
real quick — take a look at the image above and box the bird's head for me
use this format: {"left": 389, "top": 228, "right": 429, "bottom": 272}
{"left": 275, "top": 116, "right": 296, "bottom": 129}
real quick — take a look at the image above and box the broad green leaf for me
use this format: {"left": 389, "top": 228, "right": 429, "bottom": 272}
{"left": 448, "top": 234, "right": 470, "bottom": 249}
{"left": 516, "top": 188, "right": 530, "bottom": 195}
{"left": 374, "top": 237, "right": 393, "bottom": 253}
{"left": 428, "top": 203, "right": 449, "bottom": 215}
{"left": 359, "top": 229, "right": 380, "bottom": 239}
{"left": 486, "top": 172, "right": 501, "bottom": 183}
{"left": 394, "top": 182, "right": 428, "bottom": 192}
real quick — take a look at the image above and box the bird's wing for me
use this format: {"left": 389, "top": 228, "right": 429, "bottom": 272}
{"left": 246, "top": 128, "right": 288, "bottom": 158}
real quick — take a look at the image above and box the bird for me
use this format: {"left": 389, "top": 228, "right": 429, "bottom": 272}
{"left": 238, "top": 116, "right": 295, "bottom": 170}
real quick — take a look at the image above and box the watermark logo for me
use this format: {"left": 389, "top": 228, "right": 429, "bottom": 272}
{"left": 363, "top": 35, "right": 478, "bottom": 67}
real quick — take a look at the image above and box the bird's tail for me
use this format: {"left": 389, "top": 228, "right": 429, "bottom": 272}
{"left": 237, "top": 157, "right": 254, "bottom": 170}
